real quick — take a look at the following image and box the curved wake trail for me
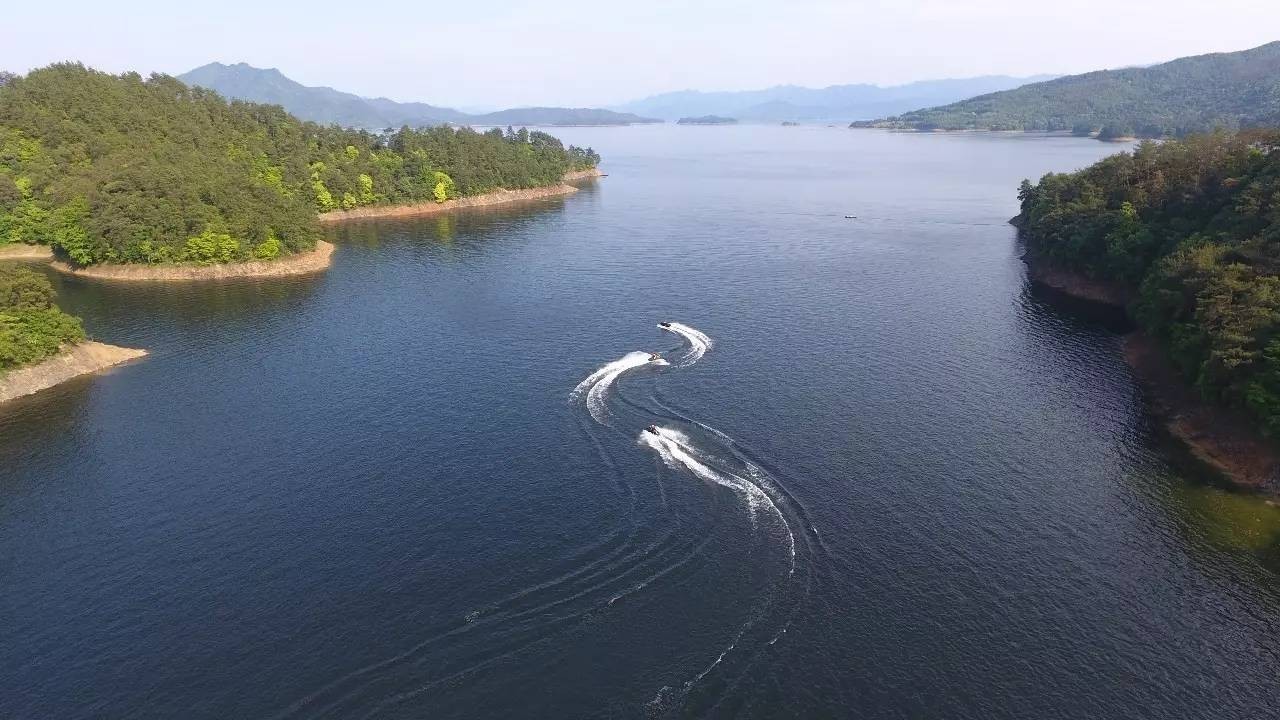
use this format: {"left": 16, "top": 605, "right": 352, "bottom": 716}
{"left": 294, "top": 323, "right": 804, "bottom": 718}
{"left": 571, "top": 351, "right": 666, "bottom": 424}
{"left": 640, "top": 427, "right": 795, "bottom": 566}
{"left": 638, "top": 423, "right": 807, "bottom": 717}
{"left": 659, "top": 322, "right": 713, "bottom": 366}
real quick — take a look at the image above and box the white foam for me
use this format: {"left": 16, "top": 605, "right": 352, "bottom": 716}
{"left": 638, "top": 424, "right": 800, "bottom": 705}
{"left": 571, "top": 352, "right": 666, "bottom": 424}
{"left": 639, "top": 427, "right": 795, "bottom": 569}
{"left": 659, "top": 322, "right": 713, "bottom": 366}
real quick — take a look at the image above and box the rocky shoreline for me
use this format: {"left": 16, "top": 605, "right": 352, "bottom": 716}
{"left": 51, "top": 240, "right": 335, "bottom": 282}
{"left": 1024, "top": 253, "right": 1279, "bottom": 493}
{"left": 318, "top": 169, "right": 603, "bottom": 224}
{"left": 1024, "top": 251, "right": 1132, "bottom": 307}
{"left": 0, "top": 341, "right": 147, "bottom": 405}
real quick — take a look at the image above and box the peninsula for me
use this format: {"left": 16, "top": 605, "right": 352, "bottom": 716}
{"left": 318, "top": 169, "right": 602, "bottom": 223}
{"left": 0, "top": 265, "right": 144, "bottom": 404}
{"left": 0, "top": 64, "right": 601, "bottom": 279}
{"left": 1015, "top": 130, "right": 1280, "bottom": 493}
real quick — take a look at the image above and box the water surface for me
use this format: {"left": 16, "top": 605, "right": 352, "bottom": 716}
{"left": 3, "top": 126, "right": 1279, "bottom": 718}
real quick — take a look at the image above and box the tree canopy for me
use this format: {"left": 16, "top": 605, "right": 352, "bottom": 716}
{"left": 1016, "top": 130, "right": 1280, "bottom": 436}
{"left": 0, "top": 64, "right": 600, "bottom": 266}
{"left": 0, "top": 265, "right": 84, "bottom": 373}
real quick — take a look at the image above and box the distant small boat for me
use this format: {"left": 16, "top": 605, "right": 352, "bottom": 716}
{"left": 844, "top": 215, "right": 857, "bottom": 219}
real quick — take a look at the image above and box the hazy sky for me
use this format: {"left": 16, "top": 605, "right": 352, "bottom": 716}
{"left": 5, "top": 1, "right": 1279, "bottom": 108}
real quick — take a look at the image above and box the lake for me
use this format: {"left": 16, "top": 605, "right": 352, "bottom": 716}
{"left": 3, "top": 125, "right": 1279, "bottom": 718}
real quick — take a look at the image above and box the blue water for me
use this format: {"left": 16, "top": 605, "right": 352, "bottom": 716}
{"left": 3, "top": 126, "right": 1279, "bottom": 718}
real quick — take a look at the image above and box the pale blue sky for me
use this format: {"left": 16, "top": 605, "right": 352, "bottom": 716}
{"left": 5, "top": 0, "right": 1279, "bottom": 108}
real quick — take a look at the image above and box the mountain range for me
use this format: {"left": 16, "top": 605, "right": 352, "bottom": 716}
{"left": 854, "top": 41, "right": 1280, "bottom": 137}
{"left": 610, "top": 76, "right": 1054, "bottom": 122}
{"left": 177, "top": 63, "right": 661, "bottom": 128}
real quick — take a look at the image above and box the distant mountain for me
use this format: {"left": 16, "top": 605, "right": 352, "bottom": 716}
{"left": 177, "top": 63, "right": 660, "bottom": 128}
{"left": 854, "top": 41, "right": 1280, "bottom": 137}
{"left": 613, "top": 76, "right": 1053, "bottom": 123}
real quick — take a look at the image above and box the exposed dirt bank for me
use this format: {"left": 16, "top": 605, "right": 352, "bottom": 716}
{"left": 561, "top": 168, "right": 605, "bottom": 182}
{"left": 318, "top": 169, "right": 603, "bottom": 224}
{"left": 1124, "top": 334, "right": 1279, "bottom": 492}
{"left": 1024, "top": 252, "right": 1131, "bottom": 307}
{"left": 50, "top": 241, "right": 334, "bottom": 282}
{"left": 0, "top": 244, "right": 54, "bottom": 261}
{"left": 0, "top": 341, "right": 147, "bottom": 404}
{"left": 1024, "top": 254, "right": 1279, "bottom": 494}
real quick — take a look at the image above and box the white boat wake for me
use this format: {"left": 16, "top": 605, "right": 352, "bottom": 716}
{"left": 659, "top": 322, "right": 713, "bottom": 366}
{"left": 572, "top": 323, "right": 809, "bottom": 715}
{"left": 571, "top": 351, "right": 667, "bottom": 424}
{"left": 639, "top": 426, "right": 795, "bottom": 568}
{"left": 639, "top": 424, "right": 799, "bottom": 710}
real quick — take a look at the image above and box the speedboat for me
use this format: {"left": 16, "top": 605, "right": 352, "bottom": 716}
{"left": 658, "top": 322, "right": 672, "bottom": 329}
{"left": 644, "top": 425, "right": 660, "bottom": 436}
{"left": 649, "top": 352, "right": 661, "bottom": 362}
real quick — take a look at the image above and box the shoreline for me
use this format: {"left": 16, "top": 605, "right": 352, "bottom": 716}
{"left": 851, "top": 126, "right": 1140, "bottom": 142}
{"left": 0, "top": 244, "right": 54, "bottom": 261}
{"left": 1024, "top": 254, "right": 1279, "bottom": 494}
{"left": 50, "top": 240, "right": 334, "bottom": 282}
{"left": 19, "top": 170, "right": 603, "bottom": 278}
{"left": 1124, "top": 334, "right": 1280, "bottom": 493}
{"left": 1023, "top": 250, "right": 1132, "bottom": 307}
{"left": 0, "top": 341, "right": 147, "bottom": 405}
{"left": 318, "top": 168, "right": 603, "bottom": 224}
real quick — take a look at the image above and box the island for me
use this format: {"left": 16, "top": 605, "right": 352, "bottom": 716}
{"left": 676, "top": 115, "right": 738, "bottom": 125}
{"left": 0, "top": 64, "right": 602, "bottom": 281}
{"left": 1015, "top": 129, "right": 1280, "bottom": 493}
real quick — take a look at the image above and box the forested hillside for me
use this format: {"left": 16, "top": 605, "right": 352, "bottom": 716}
{"left": 0, "top": 64, "right": 599, "bottom": 266}
{"left": 856, "top": 42, "right": 1280, "bottom": 138}
{"left": 1015, "top": 130, "right": 1280, "bottom": 435}
{"left": 0, "top": 265, "right": 84, "bottom": 373}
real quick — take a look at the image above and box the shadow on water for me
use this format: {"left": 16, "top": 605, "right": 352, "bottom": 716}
{"left": 1023, "top": 277, "right": 1133, "bottom": 333}
{"left": 326, "top": 193, "right": 585, "bottom": 260}
{"left": 1018, "top": 275, "right": 1280, "bottom": 573}
{"left": 43, "top": 269, "right": 326, "bottom": 333}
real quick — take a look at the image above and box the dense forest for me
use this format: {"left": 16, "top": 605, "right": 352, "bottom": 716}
{"left": 854, "top": 41, "right": 1280, "bottom": 138}
{"left": 0, "top": 64, "right": 600, "bottom": 266}
{"left": 0, "top": 265, "right": 84, "bottom": 373}
{"left": 1015, "top": 130, "right": 1280, "bottom": 436}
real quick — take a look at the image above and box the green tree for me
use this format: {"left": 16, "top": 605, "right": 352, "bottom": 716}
{"left": 183, "top": 228, "right": 240, "bottom": 264}
{"left": 0, "top": 265, "right": 85, "bottom": 373}
{"left": 253, "top": 232, "right": 282, "bottom": 260}
{"left": 432, "top": 171, "right": 455, "bottom": 203}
